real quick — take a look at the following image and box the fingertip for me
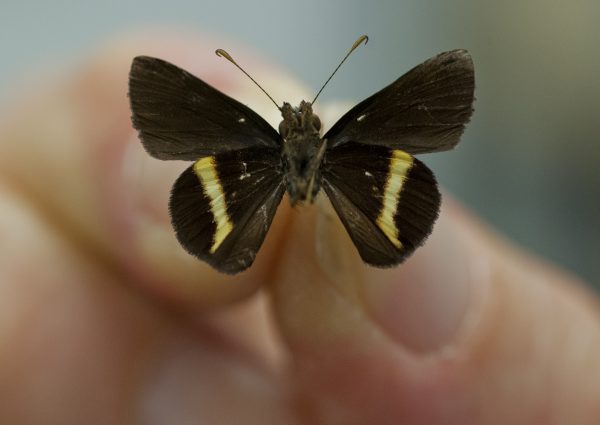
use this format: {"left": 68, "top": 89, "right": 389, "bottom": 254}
{"left": 0, "top": 30, "right": 312, "bottom": 308}
{"left": 362, "top": 203, "right": 475, "bottom": 354}
{"left": 272, "top": 191, "right": 600, "bottom": 423}
{"left": 97, "top": 32, "right": 309, "bottom": 306}
{"left": 270, "top": 193, "right": 478, "bottom": 352}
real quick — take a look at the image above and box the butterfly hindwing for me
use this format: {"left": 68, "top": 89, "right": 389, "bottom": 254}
{"left": 129, "top": 56, "right": 282, "bottom": 160}
{"left": 169, "top": 147, "right": 284, "bottom": 274}
{"left": 322, "top": 142, "right": 440, "bottom": 266}
{"left": 324, "top": 49, "right": 474, "bottom": 154}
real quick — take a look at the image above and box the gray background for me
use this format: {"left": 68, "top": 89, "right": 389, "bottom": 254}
{"left": 2, "top": 0, "right": 598, "bottom": 288}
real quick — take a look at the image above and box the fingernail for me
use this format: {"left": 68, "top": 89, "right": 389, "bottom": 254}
{"left": 121, "top": 133, "right": 190, "bottom": 272}
{"left": 363, "top": 208, "right": 473, "bottom": 354}
{"left": 121, "top": 135, "right": 220, "bottom": 298}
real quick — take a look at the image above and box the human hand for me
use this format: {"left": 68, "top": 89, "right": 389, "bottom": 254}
{"left": 1, "top": 33, "right": 599, "bottom": 425}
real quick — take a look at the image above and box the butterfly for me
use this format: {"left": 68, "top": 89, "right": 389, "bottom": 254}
{"left": 128, "top": 35, "right": 475, "bottom": 274}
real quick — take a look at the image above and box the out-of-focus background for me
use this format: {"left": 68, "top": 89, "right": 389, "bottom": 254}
{"left": 2, "top": 0, "right": 598, "bottom": 288}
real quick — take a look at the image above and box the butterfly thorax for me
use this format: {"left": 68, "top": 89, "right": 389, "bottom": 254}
{"left": 278, "top": 101, "right": 326, "bottom": 206}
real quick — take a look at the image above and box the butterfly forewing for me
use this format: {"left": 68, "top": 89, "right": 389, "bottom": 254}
{"left": 169, "top": 147, "right": 284, "bottom": 274}
{"left": 322, "top": 142, "right": 440, "bottom": 266}
{"left": 129, "top": 56, "right": 282, "bottom": 160}
{"left": 324, "top": 49, "right": 474, "bottom": 154}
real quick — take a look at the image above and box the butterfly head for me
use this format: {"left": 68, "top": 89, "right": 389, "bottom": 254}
{"left": 279, "top": 101, "right": 325, "bottom": 206}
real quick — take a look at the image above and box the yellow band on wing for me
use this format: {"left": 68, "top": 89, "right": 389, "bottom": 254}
{"left": 194, "top": 157, "right": 234, "bottom": 253}
{"left": 376, "top": 150, "right": 414, "bottom": 249}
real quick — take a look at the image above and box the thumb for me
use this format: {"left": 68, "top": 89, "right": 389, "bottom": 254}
{"left": 271, "top": 196, "right": 600, "bottom": 425}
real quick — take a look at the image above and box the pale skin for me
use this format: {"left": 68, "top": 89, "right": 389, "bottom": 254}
{"left": 0, "top": 33, "right": 599, "bottom": 424}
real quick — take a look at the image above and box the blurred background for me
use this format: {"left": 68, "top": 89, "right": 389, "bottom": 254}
{"left": 1, "top": 0, "right": 598, "bottom": 288}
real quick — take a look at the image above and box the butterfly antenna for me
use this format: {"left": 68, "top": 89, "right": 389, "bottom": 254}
{"left": 311, "top": 34, "right": 369, "bottom": 105}
{"left": 215, "top": 49, "right": 282, "bottom": 111}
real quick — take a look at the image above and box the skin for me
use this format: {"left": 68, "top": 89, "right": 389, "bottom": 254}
{"left": 0, "top": 32, "right": 599, "bottom": 424}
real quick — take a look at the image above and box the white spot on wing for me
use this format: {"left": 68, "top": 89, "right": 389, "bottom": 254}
{"left": 357, "top": 114, "right": 367, "bottom": 122}
{"left": 239, "top": 162, "right": 251, "bottom": 180}
{"left": 238, "top": 117, "right": 246, "bottom": 123}
{"left": 364, "top": 171, "right": 373, "bottom": 177}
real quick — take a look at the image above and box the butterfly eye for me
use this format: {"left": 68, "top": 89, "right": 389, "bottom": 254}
{"left": 278, "top": 120, "right": 289, "bottom": 137}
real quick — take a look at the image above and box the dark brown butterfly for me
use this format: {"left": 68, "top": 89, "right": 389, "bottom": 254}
{"left": 128, "top": 36, "right": 474, "bottom": 274}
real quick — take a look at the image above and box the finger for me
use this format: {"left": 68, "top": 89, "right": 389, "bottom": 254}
{"left": 271, "top": 196, "right": 600, "bottom": 424}
{"left": 0, "top": 31, "right": 308, "bottom": 307}
{"left": 0, "top": 181, "right": 296, "bottom": 424}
